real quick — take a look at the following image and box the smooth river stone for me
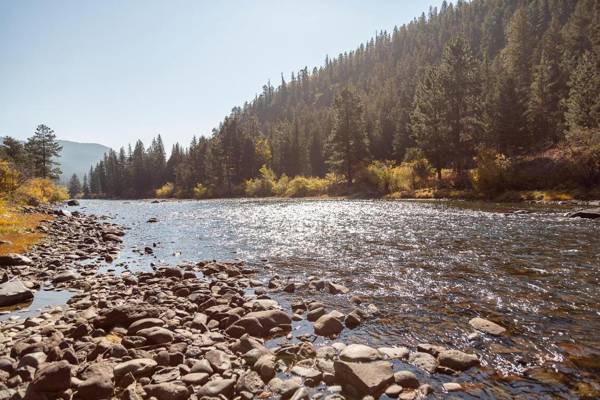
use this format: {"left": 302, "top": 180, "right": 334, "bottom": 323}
{"left": 469, "top": 317, "right": 506, "bottom": 336}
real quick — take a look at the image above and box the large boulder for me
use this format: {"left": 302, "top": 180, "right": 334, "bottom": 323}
{"left": 313, "top": 312, "right": 344, "bottom": 336}
{"left": 0, "top": 253, "right": 33, "bottom": 266}
{"left": 568, "top": 208, "right": 600, "bottom": 219}
{"left": 93, "top": 304, "right": 161, "bottom": 329}
{"left": 0, "top": 278, "right": 34, "bottom": 307}
{"left": 32, "top": 361, "right": 71, "bottom": 393}
{"left": 333, "top": 360, "right": 393, "bottom": 397}
{"left": 231, "top": 310, "right": 291, "bottom": 337}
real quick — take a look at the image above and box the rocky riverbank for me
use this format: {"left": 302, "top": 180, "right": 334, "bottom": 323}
{"left": 0, "top": 206, "right": 500, "bottom": 400}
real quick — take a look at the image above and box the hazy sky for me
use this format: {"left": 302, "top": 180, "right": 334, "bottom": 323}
{"left": 0, "top": 0, "right": 443, "bottom": 150}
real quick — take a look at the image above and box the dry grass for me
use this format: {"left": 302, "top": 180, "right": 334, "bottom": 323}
{"left": 0, "top": 203, "right": 49, "bottom": 255}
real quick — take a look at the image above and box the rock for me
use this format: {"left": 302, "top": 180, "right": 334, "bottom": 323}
{"left": 52, "top": 270, "right": 79, "bottom": 284}
{"left": 568, "top": 208, "right": 600, "bottom": 219}
{"left": 0, "top": 278, "right": 33, "bottom": 307}
{"left": 269, "top": 377, "right": 302, "bottom": 398}
{"left": 378, "top": 347, "right": 410, "bottom": 360}
{"left": 32, "top": 361, "right": 71, "bottom": 393}
{"left": 340, "top": 344, "right": 381, "bottom": 362}
{"left": 385, "top": 384, "right": 404, "bottom": 398}
{"left": 393, "top": 371, "right": 419, "bottom": 389}
{"left": 290, "top": 366, "right": 322, "bottom": 386}
{"left": 205, "top": 349, "right": 231, "bottom": 372}
{"left": 233, "top": 310, "right": 292, "bottom": 337}
{"left": 114, "top": 359, "right": 157, "bottom": 383}
{"left": 307, "top": 307, "right": 326, "bottom": 322}
{"left": 181, "top": 372, "right": 209, "bottom": 385}
{"left": 143, "top": 383, "right": 189, "bottom": 400}
{"left": 314, "top": 312, "right": 344, "bottom": 336}
{"left": 75, "top": 374, "right": 114, "bottom": 399}
{"left": 333, "top": 360, "right": 394, "bottom": 397}
{"left": 327, "top": 282, "right": 350, "bottom": 294}
{"left": 0, "top": 254, "right": 33, "bottom": 266}
{"left": 254, "top": 354, "right": 276, "bottom": 381}
{"left": 438, "top": 349, "right": 479, "bottom": 371}
{"left": 344, "top": 312, "right": 361, "bottom": 328}
{"left": 236, "top": 370, "right": 264, "bottom": 393}
{"left": 198, "top": 378, "right": 235, "bottom": 397}
{"left": 443, "top": 382, "right": 462, "bottom": 392}
{"left": 136, "top": 327, "right": 174, "bottom": 344}
{"left": 416, "top": 343, "right": 445, "bottom": 357}
{"left": 147, "top": 217, "right": 159, "bottom": 223}
{"left": 127, "top": 318, "right": 164, "bottom": 335}
{"left": 469, "top": 317, "right": 506, "bottom": 336}
{"left": 67, "top": 199, "right": 80, "bottom": 206}
{"left": 58, "top": 209, "right": 72, "bottom": 217}
{"left": 408, "top": 352, "right": 438, "bottom": 373}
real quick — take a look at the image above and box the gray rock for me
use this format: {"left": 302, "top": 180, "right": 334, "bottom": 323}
{"left": 333, "top": 360, "right": 393, "bottom": 397}
{"left": 198, "top": 378, "right": 235, "bottom": 397}
{"left": 181, "top": 372, "right": 209, "bottom": 385}
{"left": 205, "top": 349, "right": 231, "bottom": 372}
{"left": 408, "top": 352, "right": 438, "bottom": 373}
{"left": 52, "top": 270, "right": 79, "bottom": 284}
{"left": 0, "top": 278, "right": 34, "bottom": 307}
{"left": 567, "top": 208, "right": 600, "bottom": 219}
{"left": 378, "top": 346, "right": 410, "bottom": 360}
{"left": 393, "top": 370, "right": 419, "bottom": 389}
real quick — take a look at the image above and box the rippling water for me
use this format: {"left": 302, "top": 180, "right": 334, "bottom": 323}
{"left": 78, "top": 198, "right": 599, "bottom": 398}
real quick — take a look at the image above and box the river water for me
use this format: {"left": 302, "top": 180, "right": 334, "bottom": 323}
{"left": 70, "top": 199, "right": 599, "bottom": 398}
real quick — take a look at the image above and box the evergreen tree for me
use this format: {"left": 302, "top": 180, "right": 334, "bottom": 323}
{"left": 327, "top": 87, "right": 369, "bottom": 184}
{"left": 565, "top": 51, "right": 600, "bottom": 131}
{"left": 82, "top": 174, "right": 90, "bottom": 198}
{"left": 68, "top": 174, "right": 82, "bottom": 198}
{"left": 25, "top": 124, "right": 63, "bottom": 180}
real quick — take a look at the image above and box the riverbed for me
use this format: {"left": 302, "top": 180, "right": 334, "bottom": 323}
{"left": 60, "top": 198, "right": 599, "bottom": 398}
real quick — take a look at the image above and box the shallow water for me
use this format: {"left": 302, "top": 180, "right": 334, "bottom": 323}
{"left": 71, "top": 199, "right": 599, "bottom": 397}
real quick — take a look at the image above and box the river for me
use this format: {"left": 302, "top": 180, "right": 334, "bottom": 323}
{"left": 51, "top": 199, "right": 600, "bottom": 397}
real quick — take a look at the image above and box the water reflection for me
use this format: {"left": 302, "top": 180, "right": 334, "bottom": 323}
{"left": 78, "top": 198, "right": 600, "bottom": 398}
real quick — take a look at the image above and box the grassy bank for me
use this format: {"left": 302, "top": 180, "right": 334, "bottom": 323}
{"left": 0, "top": 202, "right": 50, "bottom": 255}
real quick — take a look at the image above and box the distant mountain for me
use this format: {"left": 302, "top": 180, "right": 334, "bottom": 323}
{"left": 57, "top": 140, "right": 110, "bottom": 183}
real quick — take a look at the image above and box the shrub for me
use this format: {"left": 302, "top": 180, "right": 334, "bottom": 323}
{"left": 193, "top": 183, "right": 210, "bottom": 199}
{"left": 155, "top": 182, "right": 174, "bottom": 198}
{"left": 471, "top": 149, "right": 511, "bottom": 195}
{"left": 245, "top": 165, "right": 276, "bottom": 197}
{"left": 563, "top": 127, "right": 600, "bottom": 188}
{"left": 0, "top": 160, "right": 21, "bottom": 194}
{"left": 364, "top": 159, "right": 433, "bottom": 195}
{"left": 15, "top": 178, "right": 68, "bottom": 205}
{"left": 283, "top": 176, "right": 330, "bottom": 197}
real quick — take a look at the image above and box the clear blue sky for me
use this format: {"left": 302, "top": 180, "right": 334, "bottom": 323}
{"left": 0, "top": 0, "right": 442, "bottom": 150}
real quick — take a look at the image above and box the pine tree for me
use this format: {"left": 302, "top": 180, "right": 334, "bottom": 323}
{"left": 411, "top": 67, "right": 448, "bottom": 180}
{"left": 565, "top": 51, "right": 600, "bottom": 131}
{"left": 82, "top": 174, "right": 90, "bottom": 198}
{"left": 25, "top": 124, "right": 63, "bottom": 180}
{"left": 327, "top": 87, "right": 369, "bottom": 184}
{"left": 68, "top": 174, "right": 82, "bottom": 198}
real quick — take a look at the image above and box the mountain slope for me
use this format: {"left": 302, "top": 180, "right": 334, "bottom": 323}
{"left": 57, "top": 140, "right": 110, "bottom": 183}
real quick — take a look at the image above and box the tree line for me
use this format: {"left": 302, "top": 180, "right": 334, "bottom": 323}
{"left": 86, "top": 0, "right": 600, "bottom": 199}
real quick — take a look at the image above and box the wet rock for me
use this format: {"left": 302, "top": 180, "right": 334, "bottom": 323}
{"left": 393, "top": 371, "right": 419, "bottom": 389}
{"left": 0, "top": 278, "right": 33, "bottom": 307}
{"left": 32, "top": 360, "right": 71, "bottom": 393}
{"left": 67, "top": 199, "right": 80, "bottom": 206}
{"left": 469, "top": 317, "right": 506, "bottom": 336}
{"left": 438, "top": 349, "right": 479, "bottom": 371}
{"left": 147, "top": 217, "right": 158, "bottom": 223}
{"left": 344, "top": 311, "right": 362, "bottom": 328}
{"left": 385, "top": 384, "right": 404, "bottom": 398}
{"left": 443, "top": 382, "right": 462, "bottom": 392}
{"left": 314, "top": 312, "right": 344, "bottom": 336}
{"left": 567, "top": 208, "right": 600, "bottom": 219}
{"left": 408, "top": 352, "right": 438, "bottom": 373}
{"left": 143, "top": 382, "right": 189, "bottom": 400}
{"left": 0, "top": 254, "right": 33, "bottom": 266}
{"left": 327, "top": 282, "right": 350, "bottom": 294}
{"left": 333, "top": 360, "right": 394, "bottom": 397}
{"left": 416, "top": 343, "right": 445, "bottom": 357}
{"left": 307, "top": 307, "right": 326, "bottom": 322}
{"left": 340, "top": 344, "right": 381, "bottom": 362}
{"left": 233, "top": 310, "right": 291, "bottom": 337}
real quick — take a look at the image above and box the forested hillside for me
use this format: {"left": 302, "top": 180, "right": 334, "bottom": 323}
{"left": 87, "top": 0, "right": 600, "bottom": 199}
